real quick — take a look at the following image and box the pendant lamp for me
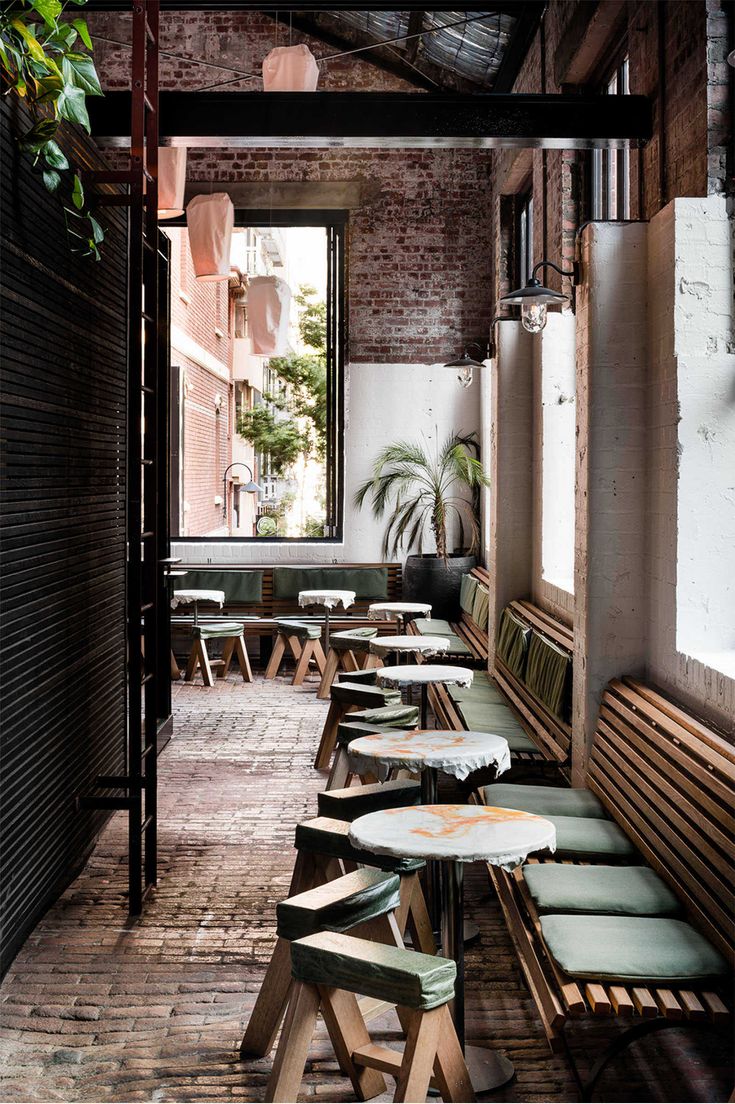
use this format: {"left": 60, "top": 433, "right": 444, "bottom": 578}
{"left": 158, "top": 147, "right": 187, "bottom": 219}
{"left": 262, "top": 43, "right": 319, "bottom": 91}
{"left": 186, "top": 193, "right": 235, "bottom": 282}
{"left": 247, "top": 275, "right": 292, "bottom": 356}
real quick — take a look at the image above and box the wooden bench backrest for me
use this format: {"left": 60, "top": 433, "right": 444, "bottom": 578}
{"left": 457, "top": 565, "right": 491, "bottom": 657}
{"left": 589, "top": 677, "right": 735, "bottom": 966}
{"left": 493, "top": 599, "right": 573, "bottom": 764}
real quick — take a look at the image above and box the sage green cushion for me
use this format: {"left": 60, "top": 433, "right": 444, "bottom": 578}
{"left": 496, "top": 608, "right": 531, "bottom": 678}
{"left": 540, "top": 915, "right": 728, "bottom": 983}
{"left": 340, "top": 704, "right": 419, "bottom": 729}
{"left": 273, "top": 567, "right": 389, "bottom": 600}
{"left": 173, "top": 569, "right": 263, "bottom": 605}
{"left": 523, "top": 864, "right": 682, "bottom": 917}
{"left": 295, "top": 816, "right": 424, "bottom": 874}
{"left": 292, "top": 931, "right": 456, "bottom": 1010}
{"left": 413, "top": 618, "right": 472, "bottom": 656}
{"left": 471, "top": 584, "right": 489, "bottom": 632}
{"left": 318, "top": 778, "right": 421, "bottom": 821}
{"left": 331, "top": 682, "right": 401, "bottom": 708}
{"left": 482, "top": 783, "right": 607, "bottom": 820}
{"left": 523, "top": 631, "right": 571, "bottom": 720}
{"left": 447, "top": 672, "right": 506, "bottom": 706}
{"left": 275, "top": 618, "right": 321, "bottom": 640}
{"left": 550, "top": 815, "right": 637, "bottom": 859}
{"left": 336, "top": 721, "right": 409, "bottom": 743}
{"left": 457, "top": 702, "right": 539, "bottom": 754}
{"left": 192, "top": 621, "right": 245, "bottom": 640}
{"left": 330, "top": 627, "right": 379, "bottom": 653}
{"left": 277, "top": 869, "right": 400, "bottom": 941}
{"left": 459, "top": 574, "right": 478, "bottom": 615}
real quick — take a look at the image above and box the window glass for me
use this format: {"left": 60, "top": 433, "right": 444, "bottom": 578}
{"left": 591, "top": 53, "right": 631, "bottom": 221}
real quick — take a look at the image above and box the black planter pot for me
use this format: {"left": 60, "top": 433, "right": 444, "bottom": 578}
{"left": 402, "top": 553, "right": 477, "bottom": 620}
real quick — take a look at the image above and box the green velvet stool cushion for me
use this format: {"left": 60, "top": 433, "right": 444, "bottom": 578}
{"left": 273, "top": 566, "right": 388, "bottom": 600}
{"left": 295, "top": 816, "right": 424, "bottom": 874}
{"left": 291, "top": 931, "right": 456, "bottom": 1010}
{"left": 523, "top": 863, "right": 682, "bottom": 917}
{"left": 471, "top": 584, "right": 489, "bottom": 632}
{"left": 275, "top": 619, "right": 322, "bottom": 641}
{"left": 482, "top": 783, "right": 607, "bottom": 819}
{"left": 318, "top": 778, "right": 421, "bottom": 821}
{"left": 496, "top": 608, "right": 531, "bottom": 678}
{"left": 331, "top": 682, "right": 401, "bottom": 708}
{"left": 192, "top": 622, "right": 245, "bottom": 640}
{"left": 459, "top": 574, "right": 478, "bottom": 616}
{"left": 277, "top": 868, "right": 400, "bottom": 942}
{"left": 457, "top": 703, "right": 539, "bottom": 754}
{"left": 336, "top": 721, "right": 411, "bottom": 744}
{"left": 540, "top": 915, "right": 728, "bottom": 983}
{"left": 337, "top": 669, "right": 378, "bottom": 686}
{"left": 523, "top": 630, "right": 571, "bottom": 719}
{"left": 330, "top": 627, "right": 379, "bottom": 653}
{"left": 337, "top": 704, "right": 419, "bottom": 735}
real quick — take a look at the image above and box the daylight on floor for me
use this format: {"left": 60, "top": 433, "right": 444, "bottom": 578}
{"left": 0, "top": 2, "right": 733, "bottom": 1103}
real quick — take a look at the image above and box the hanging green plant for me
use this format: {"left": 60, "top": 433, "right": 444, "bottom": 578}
{"left": 0, "top": 0, "right": 105, "bottom": 258}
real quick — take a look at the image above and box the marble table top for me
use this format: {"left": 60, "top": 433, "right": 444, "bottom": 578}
{"left": 347, "top": 729, "right": 511, "bottom": 781}
{"left": 368, "top": 635, "right": 450, "bottom": 658}
{"left": 297, "top": 589, "right": 355, "bottom": 609}
{"left": 367, "top": 602, "right": 432, "bottom": 620}
{"left": 376, "top": 664, "right": 474, "bottom": 689}
{"left": 170, "top": 589, "right": 225, "bottom": 609}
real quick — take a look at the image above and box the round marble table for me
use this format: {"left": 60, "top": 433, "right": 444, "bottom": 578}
{"left": 170, "top": 588, "right": 225, "bottom": 626}
{"left": 368, "top": 634, "right": 450, "bottom": 666}
{"left": 350, "top": 803, "right": 556, "bottom": 1092}
{"left": 367, "top": 601, "right": 432, "bottom": 632}
{"left": 298, "top": 589, "right": 355, "bottom": 649}
{"left": 377, "top": 663, "right": 473, "bottom": 729}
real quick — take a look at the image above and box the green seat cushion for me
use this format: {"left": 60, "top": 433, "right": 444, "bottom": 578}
{"left": 295, "top": 816, "right": 424, "bottom": 874}
{"left": 523, "top": 630, "right": 571, "bottom": 720}
{"left": 336, "top": 721, "right": 411, "bottom": 744}
{"left": 331, "top": 682, "right": 401, "bottom": 708}
{"left": 413, "top": 618, "right": 472, "bottom": 656}
{"left": 496, "top": 608, "right": 531, "bottom": 679}
{"left": 340, "top": 704, "right": 419, "bottom": 729}
{"left": 471, "top": 583, "right": 489, "bottom": 632}
{"left": 292, "top": 931, "right": 456, "bottom": 1010}
{"left": 447, "top": 672, "right": 506, "bottom": 705}
{"left": 459, "top": 574, "right": 478, "bottom": 616}
{"left": 550, "top": 815, "right": 637, "bottom": 859}
{"left": 318, "top": 778, "right": 421, "bottom": 821}
{"left": 330, "top": 627, "right": 379, "bottom": 653}
{"left": 275, "top": 618, "right": 321, "bottom": 640}
{"left": 192, "top": 621, "right": 245, "bottom": 640}
{"left": 457, "top": 703, "right": 539, "bottom": 754}
{"left": 273, "top": 567, "right": 389, "bottom": 601}
{"left": 173, "top": 569, "right": 263, "bottom": 605}
{"left": 540, "top": 915, "right": 728, "bottom": 983}
{"left": 277, "top": 869, "right": 400, "bottom": 941}
{"left": 482, "top": 783, "right": 607, "bottom": 820}
{"left": 523, "top": 864, "right": 682, "bottom": 917}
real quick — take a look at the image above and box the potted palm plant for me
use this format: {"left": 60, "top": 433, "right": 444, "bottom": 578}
{"left": 354, "top": 432, "right": 490, "bottom": 617}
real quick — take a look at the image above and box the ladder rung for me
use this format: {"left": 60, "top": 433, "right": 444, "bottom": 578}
{"left": 141, "top": 459, "right": 154, "bottom": 466}
{"left": 145, "top": 19, "right": 156, "bottom": 42}
{"left": 143, "top": 238, "right": 156, "bottom": 252}
{"left": 143, "top": 92, "right": 156, "bottom": 113}
{"left": 141, "top": 602, "right": 153, "bottom": 612}
{"left": 142, "top": 312, "right": 155, "bottom": 323}
{"left": 141, "top": 672, "right": 154, "bottom": 684}
{"left": 141, "top": 530, "right": 155, "bottom": 538}
{"left": 141, "top": 814, "right": 154, "bottom": 833}
{"left": 142, "top": 385, "right": 154, "bottom": 394}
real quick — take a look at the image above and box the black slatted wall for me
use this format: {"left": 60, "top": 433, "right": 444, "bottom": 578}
{"left": 0, "top": 97, "right": 128, "bottom": 975}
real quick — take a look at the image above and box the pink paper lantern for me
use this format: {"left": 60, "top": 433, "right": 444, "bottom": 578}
{"left": 186, "top": 193, "right": 234, "bottom": 282}
{"left": 262, "top": 44, "right": 319, "bottom": 91}
{"left": 158, "top": 147, "right": 187, "bottom": 219}
{"left": 247, "top": 276, "right": 292, "bottom": 356}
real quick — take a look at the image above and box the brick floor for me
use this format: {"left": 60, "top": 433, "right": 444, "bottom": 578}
{"left": 0, "top": 672, "right": 731, "bottom": 1103}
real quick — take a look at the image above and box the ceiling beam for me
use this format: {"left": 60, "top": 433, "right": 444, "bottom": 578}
{"left": 90, "top": 90, "right": 652, "bottom": 150}
{"left": 84, "top": 3, "right": 539, "bottom": 11}
{"left": 404, "top": 10, "right": 426, "bottom": 64}
{"left": 492, "top": 1, "right": 545, "bottom": 93}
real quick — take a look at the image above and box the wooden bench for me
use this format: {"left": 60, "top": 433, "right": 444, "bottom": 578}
{"left": 479, "top": 676, "right": 733, "bottom": 1097}
{"left": 407, "top": 565, "right": 490, "bottom": 665}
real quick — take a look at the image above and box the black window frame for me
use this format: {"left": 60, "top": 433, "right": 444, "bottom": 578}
{"left": 515, "top": 186, "right": 534, "bottom": 288}
{"left": 167, "top": 208, "right": 347, "bottom": 543}
{"left": 590, "top": 48, "right": 631, "bottom": 221}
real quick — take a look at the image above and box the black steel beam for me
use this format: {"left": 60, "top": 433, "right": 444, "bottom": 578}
{"left": 85, "top": 2, "right": 541, "bottom": 11}
{"left": 493, "top": 2, "right": 544, "bottom": 93}
{"left": 90, "top": 90, "right": 652, "bottom": 150}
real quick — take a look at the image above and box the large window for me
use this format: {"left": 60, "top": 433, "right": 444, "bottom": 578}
{"left": 591, "top": 52, "right": 631, "bottom": 221}
{"left": 168, "top": 211, "right": 345, "bottom": 541}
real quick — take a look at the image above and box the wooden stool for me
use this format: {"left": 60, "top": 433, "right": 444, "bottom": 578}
{"left": 318, "top": 777, "right": 421, "bottom": 821}
{"left": 314, "top": 681, "right": 402, "bottom": 771}
{"left": 317, "top": 627, "right": 382, "bottom": 699}
{"left": 264, "top": 620, "right": 327, "bottom": 686}
{"left": 184, "top": 622, "right": 253, "bottom": 687}
{"left": 265, "top": 931, "right": 474, "bottom": 1103}
{"left": 327, "top": 707, "right": 420, "bottom": 789}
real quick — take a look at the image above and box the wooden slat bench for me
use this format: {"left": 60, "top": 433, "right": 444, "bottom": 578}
{"left": 407, "top": 565, "right": 490, "bottom": 665}
{"left": 478, "top": 676, "right": 733, "bottom": 1097}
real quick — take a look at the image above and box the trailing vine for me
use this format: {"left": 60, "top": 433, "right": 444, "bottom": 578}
{"left": 0, "top": 0, "right": 105, "bottom": 258}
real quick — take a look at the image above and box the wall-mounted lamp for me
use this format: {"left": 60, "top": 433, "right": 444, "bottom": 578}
{"left": 222, "top": 462, "right": 261, "bottom": 521}
{"left": 444, "top": 343, "right": 485, "bottom": 388}
{"left": 499, "top": 260, "right": 580, "bottom": 334}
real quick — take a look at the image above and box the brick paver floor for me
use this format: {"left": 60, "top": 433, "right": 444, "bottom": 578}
{"left": 0, "top": 673, "right": 731, "bottom": 1103}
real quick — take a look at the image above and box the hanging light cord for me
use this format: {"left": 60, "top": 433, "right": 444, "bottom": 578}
{"left": 91, "top": 12, "right": 492, "bottom": 93}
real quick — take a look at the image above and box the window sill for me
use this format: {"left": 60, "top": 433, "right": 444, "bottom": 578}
{"left": 684, "top": 650, "right": 735, "bottom": 681}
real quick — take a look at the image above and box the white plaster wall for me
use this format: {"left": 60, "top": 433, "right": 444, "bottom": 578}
{"left": 539, "top": 312, "right": 576, "bottom": 597}
{"left": 172, "top": 361, "right": 480, "bottom": 564}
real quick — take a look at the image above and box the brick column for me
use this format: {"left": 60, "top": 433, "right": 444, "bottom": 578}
{"left": 572, "top": 222, "right": 649, "bottom": 783}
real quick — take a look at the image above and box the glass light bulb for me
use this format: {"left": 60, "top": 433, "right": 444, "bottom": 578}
{"left": 458, "top": 365, "right": 473, "bottom": 388}
{"left": 521, "top": 302, "right": 547, "bottom": 334}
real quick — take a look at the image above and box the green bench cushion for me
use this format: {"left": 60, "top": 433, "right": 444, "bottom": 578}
{"left": 318, "top": 778, "right": 421, "bottom": 821}
{"left": 471, "top": 583, "right": 489, "bottom": 632}
{"left": 550, "top": 815, "right": 637, "bottom": 859}
{"left": 482, "top": 783, "right": 607, "bottom": 820}
{"left": 295, "top": 816, "right": 424, "bottom": 874}
{"left": 540, "top": 915, "right": 728, "bottom": 983}
{"left": 273, "top": 567, "right": 389, "bottom": 600}
{"left": 523, "top": 863, "right": 682, "bottom": 917}
{"left": 277, "top": 869, "right": 400, "bottom": 941}
{"left": 173, "top": 569, "right": 263, "bottom": 605}
{"left": 413, "top": 618, "right": 472, "bottom": 656}
{"left": 447, "top": 672, "right": 506, "bottom": 705}
{"left": 291, "top": 931, "right": 456, "bottom": 1010}
{"left": 330, "top": 627, "right": 379, "bottom": 653}
{"left": 275, "top": 619, "right": 322, "bottom": 640}
{"left": 456, "top": 702, "right": 539, "bottom": 754}
{"left": 459, "top": 574, "right": 478, "bottom": 616}
{"left": 192, "top": 621, "right": 245, "bottom": 640}
{"left": 331, "top": 682, "right": 401, "bottom": 708}
{"left": 523, "top": 630, "right": 571, "bottom": 720}
{"left": 496, "top": 608, "right": 531, "bottom": 679}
